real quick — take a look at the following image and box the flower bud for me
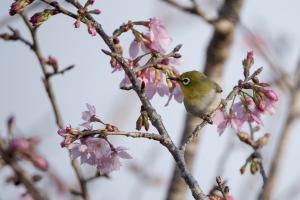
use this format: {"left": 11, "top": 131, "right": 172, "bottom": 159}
{"left": 256, "top": 133, "right": 270, "bottom": 148}
{"left": 74, "top": 19, "right": 81, "bottom": 28}
{"left": 31, "top": 155, "right": 48, "bottom": 171}
{"left": 30, "top": 9, "right": 59, "bottom": 27}
{"left": 48, "top": 55, "right": 58, "bottom": 72}
{"left": 238, "top": 131, "right": 252, "bottom": 146}
{"left": 9, "top": 138, "right": 30, "bottom": 152}
{"left": 7, "top": 115, "right": 15, "bottom": 135}
{"left": 87, "top": 23, "right": 97, "bottom": 36}
{"left": 240, "top": 165, "right": 246, "bottom": 174}
{"left": 242, "top": 51, "right": 254, "bottom": 67}
{"left": 250, "top": 161, "right": 258, "bottom": 174}
{"left": 89, "top": 9, "right": 101, "bottom": 15}
{"left": 136, "top": 115, "right": 143, "bottom": 131}
{"left": 263, "top": 90, "right": 278, "bottom": 101}
{"left": 9, "top": 0, "right": 35, "bottom": 16}
{"left": 86, "top": 0, "right": 95, "bottom": 5}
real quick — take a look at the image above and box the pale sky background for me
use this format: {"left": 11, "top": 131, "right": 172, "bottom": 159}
{"left": 1, "top": 0, "right": 300, "bottom": 200}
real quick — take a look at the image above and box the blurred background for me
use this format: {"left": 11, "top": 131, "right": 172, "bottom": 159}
{"left": 1, "top": 0, "right": 300, "bottom": 199}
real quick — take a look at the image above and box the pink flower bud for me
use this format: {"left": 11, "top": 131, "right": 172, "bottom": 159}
{"left": 48, "top": 56, "right": 57, "bottom": 65}
{"left": 89, "top": 9, "right": 101, "bottom": 15}
{"left": 264, "top": 90, "right": 278, "bottom": 101}
{"left": 9, "top": 138, "right": 30, "bottom": 152}
{"left": 87, "top": 0, "right": 95, "bottom": 5}
{"left": 9, "top": 0, "right": 35, "bottom": 16}
{"left": 247, "top": 51, "right": 253, "bottom": 60}
{"left": 87, "top": 24, "right": 97, "bottom": 36}
{"left": 30, "top": 9, "right": 59, "bottom": 27}
{"left": 257, "top": 100, "right": 266, "bottom": 112}
{"left": 31, "top": 155, "right": 48, "bottom": 171}
{"left": 74, "top": 19, "right": 81, "bottom": 28}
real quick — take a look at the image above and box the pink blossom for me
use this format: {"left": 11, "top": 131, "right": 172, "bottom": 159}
{"left": 57, "top": 125, "right": 77, "bottom": 147}
{"left": 254, "top": 87, "right": 278, "bottom": 114}
{"left": 129, "top": 40, "right": 140, "bottom": 59}
{"left": 148, "top": 18, "right": 172, "bottom": 53}
{"left": 81, "top": 103, "right": 96, "bottom": 129}
{"left": 69, "top": 137, "right": 132, "bottom": 173}
{"left": 97, "top": 146, "right": 132, "bottom": 174}
{"left": 57, "top": 124, "right": 72, "bottom": 136}
{"left": 213, "top": 109, "right": 244, "bottom": 135}
{"left": 234, "top": 98, "right": 263, "bottom": 125}
{"left": 129, "top": 17, "right": 171, "bottom": 58}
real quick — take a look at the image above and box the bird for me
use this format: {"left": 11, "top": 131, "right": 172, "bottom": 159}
{"left": 168, "top": 70, "right": 223, "bottom": 123}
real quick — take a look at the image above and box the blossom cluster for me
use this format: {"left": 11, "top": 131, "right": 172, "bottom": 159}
{"left": 73, "top": 0, "right": 101, "bottom": 36}
{"left": 113, "top": 18, "right": 184, "bottom": 105}
{"left": 213, "top": 51, "right": 279, "bottom": 135}
{"left": 58, "top": 104, "right": 132, "bottom": 174}
{"left": 9, "top": 0, "right": 183, "bottom": 105}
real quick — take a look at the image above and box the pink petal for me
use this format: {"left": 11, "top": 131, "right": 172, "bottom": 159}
{"left": 145, "top": 82, "right": 156, "bottom": 99}
{"left": 129, "top": 40, "right": 140, "bottom": 59}
{"left": 118, "top": 151, "right": 132, "bottom": 159}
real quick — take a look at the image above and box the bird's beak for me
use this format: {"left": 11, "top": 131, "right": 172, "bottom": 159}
{"left": 167, "top": 77, "right": 180, "bottom": 82}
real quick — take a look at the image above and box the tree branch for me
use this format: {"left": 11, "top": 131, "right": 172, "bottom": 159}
{"left": 0, "top": 140, "right": 44, "bottom": 200}
{"left": 165, "top": 0, "right": 244, "bottom": 199}
{"left": 19, "top": 13, "right": 89, "bottom": 200}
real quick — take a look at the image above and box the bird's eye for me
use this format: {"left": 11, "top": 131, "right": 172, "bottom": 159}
{"left": 182, "top": 78, "right": 190, "bottom": 85}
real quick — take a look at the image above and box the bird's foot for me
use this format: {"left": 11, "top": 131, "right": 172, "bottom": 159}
{"left": 202, "top": 114, "right": 213, "bottom": 124}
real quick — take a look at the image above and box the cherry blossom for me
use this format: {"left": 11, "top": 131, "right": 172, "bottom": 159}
{"left": 81, "top": 103, "right": 97, "bottom": 129}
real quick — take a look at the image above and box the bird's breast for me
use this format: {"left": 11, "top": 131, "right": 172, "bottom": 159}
{"left": 184, "top": 90, "right": 221, "bottom": 117}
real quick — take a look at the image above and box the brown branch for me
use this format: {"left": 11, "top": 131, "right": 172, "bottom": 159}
{"left": 248, "top": 123, "right": 268, "bottom": 187}
{"left": 45, "top": 65, "right": 75, "bottom": 79}
{"left": 19, "top": 13, "right": 89, "bottom": 200}
{"left": 80, "top": 129, "right": 163, "bottom": 142}
{"left": 165, "top": 0, "right": 244, "bottom": 199}
{"left": 0, "top": 140, "right": 44, "bottom": 200}
{"left": 260, "top": 78, "right": 300, "bottom": 199}
{"left": 162, "top": 0, "right": 216, "bottom": 25}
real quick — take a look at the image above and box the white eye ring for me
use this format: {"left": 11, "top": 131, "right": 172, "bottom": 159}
{"left": 182, "top": 77, "right": 190, "bottom": 85}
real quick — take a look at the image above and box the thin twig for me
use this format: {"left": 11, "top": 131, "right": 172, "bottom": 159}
{"left": 79, "top": 130, "right": 163, "bottom": 142}
{"left": 45, "top": 65, "right": 75, "bottom": 78}
{"left": 0, "top": 140, "right": 44, "bottom": 200}
{"left": 179, "top": 120, "right": 207, "bottom": 151}
{"left": 162, "top": 0, "right": 216, "bottom": 25}
{"left": 216, "top": 176, "right": 228, "bottom": 200}
{"left": 248, "top": 122, "right": 268, "bottom": 187}
{"left": 20, "top": 13, "right": 89, "bottom": 200}
{"left": 260, "top": 78, "right": 300, "bottom": 199}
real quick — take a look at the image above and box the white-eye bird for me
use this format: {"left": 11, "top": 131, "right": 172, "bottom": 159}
{"left": 169, "top": 70, "right": 222, "bottom": 122}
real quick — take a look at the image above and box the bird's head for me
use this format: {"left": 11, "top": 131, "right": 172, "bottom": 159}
{"left": 168, "top": 70, "right": 209, "bottom": 97}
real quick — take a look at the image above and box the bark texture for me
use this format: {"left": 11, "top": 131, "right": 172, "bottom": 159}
{"left": 166, "top": 1, "right": 244, "bottom": 199}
